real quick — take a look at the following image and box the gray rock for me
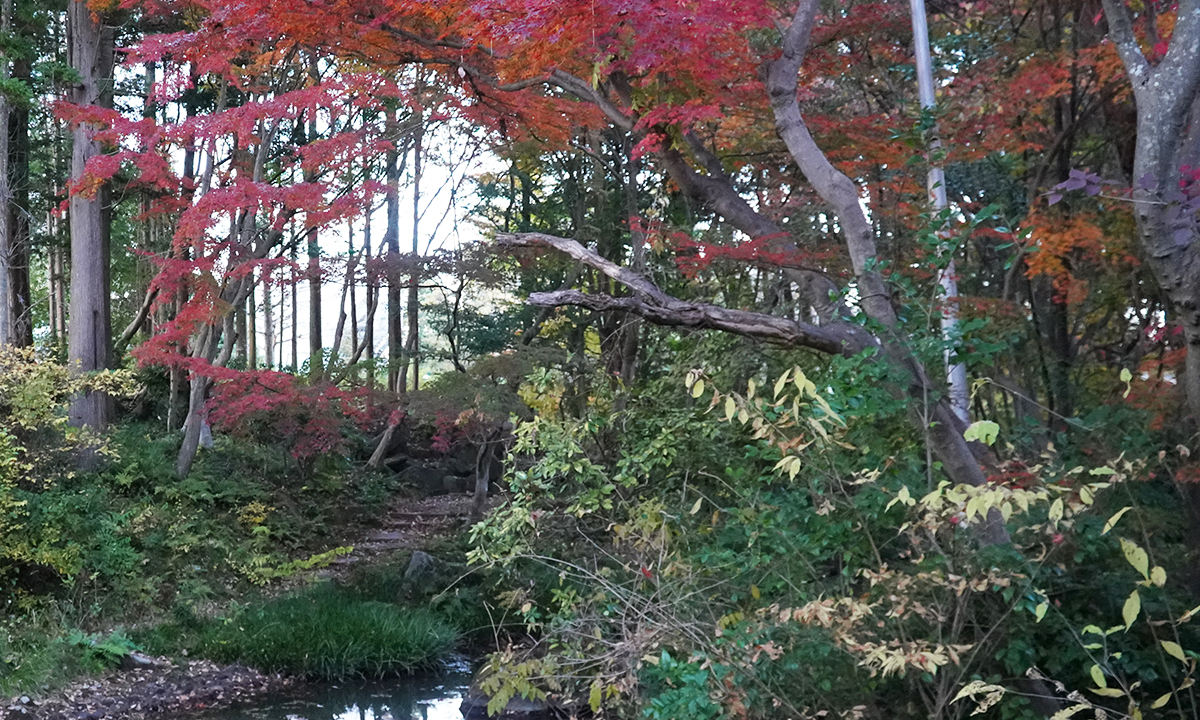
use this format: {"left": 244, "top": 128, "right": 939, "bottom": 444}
{"left": 442, "top": 474, "right": 472, "bottom": 493}
{"left": 398, "top": 463, "right": 447, "bottom": 495}
{"left": 459, "top": 683, "right": 562, "bottom": 719}
{"left": 118, "top": 651, "right": 168, "bottom": 670}
{"left": 403, "top": 550, "right": 440, "bottom": 586}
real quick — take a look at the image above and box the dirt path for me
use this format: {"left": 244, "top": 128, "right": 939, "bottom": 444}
{"left": 2, "top": 661, "right": 290, "bottom": 720}
{"left": 324, "top": 491, "right": 499, "bottom": 575}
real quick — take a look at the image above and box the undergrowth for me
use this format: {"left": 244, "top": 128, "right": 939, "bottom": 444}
{"left": 136, "top": 583, "right": 460, "bottom": 680}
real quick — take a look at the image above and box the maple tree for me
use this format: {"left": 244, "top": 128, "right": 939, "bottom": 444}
{"left": 8, "top": 0, "right": 1200, "bottom": 715}
{"left": 51, "top": 0, "right": 1149, "bottom": 480}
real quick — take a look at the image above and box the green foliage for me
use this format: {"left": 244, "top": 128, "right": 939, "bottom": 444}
{"left": 140, "top": 584, "right": 459, "bottom": 680}
{"left": 0, "top": 349, "right": 140, "bottom": 589}
{"left": 67, "top": 629, "right": 137, "bottom": 669}
{"left": 465, "top": 348, "right": 1200, "bottom": 719}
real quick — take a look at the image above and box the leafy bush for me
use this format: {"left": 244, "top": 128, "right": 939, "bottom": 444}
{"left": 145, "top": 584, "right": 460, "bottom": 679}
{"left": 467, "top": 358, "right": 1200, "bottom": 719}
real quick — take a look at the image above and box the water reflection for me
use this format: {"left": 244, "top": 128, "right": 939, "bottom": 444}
{"left": 196, "top": 665, "right": 472, "bottom": 720}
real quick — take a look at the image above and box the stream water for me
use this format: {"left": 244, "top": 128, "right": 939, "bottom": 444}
{"left": 192, "top": 662, "right": 474, "bottom": 720}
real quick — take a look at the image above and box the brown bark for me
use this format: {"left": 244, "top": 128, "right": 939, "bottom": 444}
{"left": 385, "top": 110, "right": 403, "bottom": 392}
{"left": 247, "top": 291, "right": 257, "bottom": 368}
{"left": 0, "top": 0, "right": 10, "bottom": 346}
{"left": 402, "top": 121, "right": 423, "bottom": 392}
{"left": 306, "top": 59, "right": 323, "bottom": 378}
{"left": 66, "top": 0, "right": 115, "bottom": 430}
{"left": 263, "top": 273, "right": 275, "bottom": 369}
{"left": 308, "top": 227, "right": 322, "bottom": 378}
{"left": 327, "top": 250, "right": 358, "bottom": 380}
{"left": 1099, "top": 0, "right": 1200, "bottom": 420}
{"left": 4, "top": 66, "right": 31, "bottom": 348}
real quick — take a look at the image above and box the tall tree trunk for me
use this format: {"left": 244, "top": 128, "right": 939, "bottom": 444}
{"left": 385, "top": 110, "right": 402, "bottom": 392}
{"left": 263, "top": 272, "right": 275, "bottom": 370}
{"left": 236, "top": 302, "right": 248, "bottom": 365}
{"left": 909, "top": 0, "right": 968, "bottom": 422}
{"left": 247, "top": 292, "right": 257, "bottom": 368}
{"left": 66, "top": 0, "right": 115, "bottom": 430}
{"left": 619, "top": 133, "right": 643, "bottom": 388}
{"left": 308, "top": 226, "right": 322, "bottom": 378}
{"left": 363, "top": 207, "right": 378, "bottom": 387}
{"left": 48, "top": 236, "right": 60, "bottom": 347}
{"left": 328, "top": 215, "right": 359, "bottom": 375}
{"left": 291, "top": 245, "right": 298, "bottom": 371}
{"left": 348, "top": 228, "right": 360, "bottom": 376}
{"left": 1099, "top": 0, "right": 1200, "bottom": 420}
{"left": 305, "top": 58, "right": 322, "bottom": 379}
{"left": 0, "top": 0, "right": 10, "bottom": 347}
{"left": 8, "top": 54, "right": 32, "bottom": 348}
{"left": 399, "top": 120, "right": 422, "bottom": 392}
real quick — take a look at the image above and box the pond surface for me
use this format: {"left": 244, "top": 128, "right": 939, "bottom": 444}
{"left": 194, "top": 662, "right": 474, "bottom": 720}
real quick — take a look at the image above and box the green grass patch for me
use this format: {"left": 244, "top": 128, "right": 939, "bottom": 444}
{"left": 138, "top": 584, "right": 459, "bottom": 680}
{"left": 0, "top": 621, "right": 136, "bottom": 695}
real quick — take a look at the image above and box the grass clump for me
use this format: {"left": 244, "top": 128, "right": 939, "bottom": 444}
{"left": 143, "top": 584, "right": 459, "bottom": 680}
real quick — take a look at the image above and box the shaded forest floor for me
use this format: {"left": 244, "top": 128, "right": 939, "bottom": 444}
{"left": 2, "top": 489, "right": 495, "bottom": 720}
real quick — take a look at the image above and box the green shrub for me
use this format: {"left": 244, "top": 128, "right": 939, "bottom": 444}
{"left": 0, "top": 613, "right": 139, "bottom": 694}
{"left": 147, "top": 585, "right": 460, "bottom": 679}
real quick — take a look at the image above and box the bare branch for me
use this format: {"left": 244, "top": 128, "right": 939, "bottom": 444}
{"left": 547, "top": 70, "right": 635, "bottom": 132}
{"left": 766, "top": 0, "right": 898, "bottom": 329}
{"left": 114, "top": 286, "right": 158, "bottom": 356}
{"left": 497, "top": 232, "right": 674, "bottom": 304}
{"left": 527, "top": 289, "right": 858, "bottom": 356}
{"left": 1098, "top": 0, "right": 1151, "bottom": 93}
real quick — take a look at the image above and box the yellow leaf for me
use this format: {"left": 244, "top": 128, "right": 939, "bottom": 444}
{"left": 1090, "top": 664, "right": 1106, "bottom": 688}
{"left": 1161, "top": 640, "right": 1186, "bottom": 662}
{"left": 1123, "top": 589, "right": 1141, "bottom": 631}
{"left": 952, "top": 681, "right": 1005, "bottom": 703}
{"left": 691, "top": 379, "right": 705, "bottom": 399}
{"left": 1180, "top": 604, "right": 1200, "bottom": 623}
{"left": 793, "top": 366, "right": 817, "bottom": 398}
{"left": 963, "top": 420, "right": 1000, "bottom": 445}
{"left": 965, "top": 495, "right": 983, "bottom": 523}
{"left": 747, "top": 378, "right": 757, "bottom": 398}
{"left": 1120, "top": 538, "right": 1150, "bottom": 579}
{"left": 1151, "top": 693, "right": 1172, "bottom": 709}
{"left": 1089, "top": 687, "right": 1126, "bottom": 698}
{"left": 689, "top": 497, "right": 703, "bottom": 515}
{"left": 1035, "top": 601, "right": 1049, "bottom": 623}
{"left": 773, "top": 370, "right": 790, "bottom": 398}
{"left": 888, "top": 486, "right": 912, "bottom": 511}
{"left": 1103, "top": 506, "right": 1132, "bottom": 535}
{"left": 1151, "top": 566, "right": 1167, "bottom": 587}
{"left": 724, "top": 396, "right": 736, "bottom": 421}
{"left": 589, "top": 682, "right": 603, "bottom": 712}
{"left": 1050, "top": 705, "right": 1089, "bottom": 720}
{"left": 750, "top": 584, "right": 761, "bottom": 600}
{"left": 1079, "top": 485, "right": 1094, "bottom": 505}
{"left": 1048, "top": 498, "right": 1064, "bottom": 525}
